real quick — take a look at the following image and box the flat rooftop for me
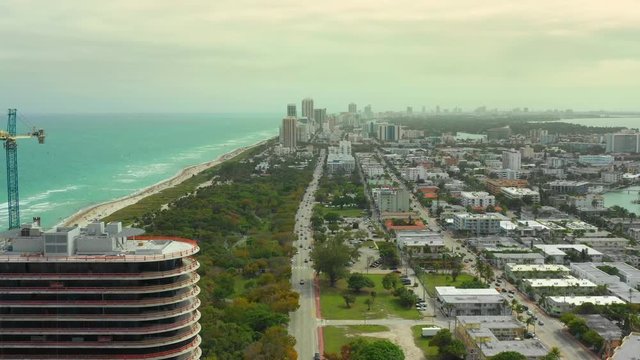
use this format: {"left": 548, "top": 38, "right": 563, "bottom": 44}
{"left": 547, "top": 296, "right": 625, "bottom": 306}
{"left": 534, "top": 244, "right": 603, "bottom": 256}
{"left": 436, "top": 287, "right": 504, "bottom": 304}
{"left": 611, "top": 332, "right": 640, "bottom": 360}
{"left": 506, "top": 264, "right": 570, "bottom": 272}
{"left": 457, "top": 316, "right": 548, "bottom": 358}
{"left": 523, "top": 276, "right": 597, "bottom": 288}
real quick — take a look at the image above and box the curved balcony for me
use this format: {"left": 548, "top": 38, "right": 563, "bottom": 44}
{"left": 0, "top": 286, "right": 200, "bottom": 308}
{"left": 0, "top": 258, "right": 199, "bottom": 281}
{"left": 0, "top": 237, "right": 199, "bottom": 264}
{"left": 0, "top": 311, "right": 200, "bottom": 336}
{"left": 0, "top": 299, "right": 200, "bottom": 322}
{"left": 0, "top": 273, "right": 199, "bottom": 295}
{"left": 0, "top": 335, "right": 201, "bottom": 360}
{"left": 0, "top": 323, "right": 200, "bottom": 349}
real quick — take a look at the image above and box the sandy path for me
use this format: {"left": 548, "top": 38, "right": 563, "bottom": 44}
{"left": 59, "top": 139, "right": 268, "bottom": 228}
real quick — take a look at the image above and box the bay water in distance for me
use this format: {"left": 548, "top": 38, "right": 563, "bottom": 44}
{"left": 0, "top": 113, "right": 280, "bottom": 229}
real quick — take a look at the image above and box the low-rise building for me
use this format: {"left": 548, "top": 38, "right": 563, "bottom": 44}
{"left": 570, "top": 263, "right": 640, "bottom": 304}
{"left": 578, "top": 155, "right": 615, "bottom": 166}
{"left": 522, "top": 276, "right": 598, "bottom": 299}
{"left": 326, "top": 153, "right": 356, "bottom": 175}
{"left": 490, "top": 252, "right": 545, "bottom": 268}
{"left": 455, "top": 316, "right": 549, "bottom": 360}
{"left": 547, "top": 180, "right": 590, "bottom": 194}
{"left": 452, "top": 213, "right": 509, "bottom": 235}
{"left": 500, "top": 187, "right": 541, "bottom": 203}
{"left": 610, "top": 332, "right": 640, "bottom": 360}
{"left": 435, "top": 287, "right": 509, "bottom": 317}
{"left": 544, "top": 296, "right": 625, "bottom": 316}
{"left": 485, "top": 179, "right": 529, "bottom": 195}
{"left": 460, "top": 191, "right": 496, "bottom": 209}
{"left": 534, "top": 244, "right": 603, "bottom": 263}
{"left": 396, "top": 230, "right": 446, "bottom": 258}
{"left": 504, "top": 264, "right": 570, "bottom": 282}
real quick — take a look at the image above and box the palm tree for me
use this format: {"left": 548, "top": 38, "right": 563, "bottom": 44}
{"left": 545, "top": 347, "right": 562, "bottom": 360}
{"left": 526, "top": 316, "right": 536, "bottom": 334}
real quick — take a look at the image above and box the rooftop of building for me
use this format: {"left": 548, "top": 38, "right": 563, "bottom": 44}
{"left": 460, "top": 191, "right": 493, "bottom": 198}
{"left": 457, "top": 316, "right": 548, "bottom": 358}
{"left": 548, "top": 180, "right": 591, "bottom": 186}
{"left": 501, "top": 187, "right": 539, "bottom": 195}
{"left": 580, "top": 314, "right": 623, "bottom": 341}
{"left": 0, "top": 220, "right": 197, "bottom": 262}
{"left": 523, "top": 276, "right": 597, "bottom": 288}
{"left": 547, "top": 296, "right": 625, "bottom": 306}
{"left": 611, "top": 332, "right": 640, "bottom": 360}
{"left": 505, "top": 264, "right": 570, "bottom": 272}
{"left": 534, "top": 244, "right": 603, "bottom": 256}
{"left": 454, "top": 212, "right": 509, "bottom": 220}
{"left": 570, "top": 263, "right": 640, "bottom": 303}
{"left": 491, "top": 252, "right": 544, "bottom": 259}
{"left": 436, "top": 287, "right": 503, "bottom": 304}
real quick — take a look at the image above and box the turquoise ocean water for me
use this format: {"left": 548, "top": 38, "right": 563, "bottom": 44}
{"left": 0, "top": 113, "right": 280, "bottom": 229}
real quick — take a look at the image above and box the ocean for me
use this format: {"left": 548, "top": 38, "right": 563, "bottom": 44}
{"left": 551, "top": 117, "right": 640, "bottom": 128}
{"left": 0, "top": 113, "right": 280, "bottom": 229}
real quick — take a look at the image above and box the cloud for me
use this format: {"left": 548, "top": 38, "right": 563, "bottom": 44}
{"left": 0, "top": 0, "right": 639, "bottom": 112}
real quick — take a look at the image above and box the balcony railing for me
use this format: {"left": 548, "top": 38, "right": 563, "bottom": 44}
{"left": 0, "top": 274, "right": 199, "bottom": 294}
{"left": 0, "top": 323, "right": 200, "bottom": 349}
{"left": 0, "top": 311, "right": 200, "bottom": 335}
{"left": 0, "top": 258, "right": 199, "bottom": 281}
{"left": 0, "top": 299, "right": 200, "bottom": 322}
{"left": 0, "top": 335, "right": 201, "bottom": 360}
{"left": 0, "top": 286, "right": 200, "bottom": 308}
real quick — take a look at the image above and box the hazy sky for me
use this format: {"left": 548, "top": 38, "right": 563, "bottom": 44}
{"left": 1, "top": 0, "right": 639, "bottom": 113}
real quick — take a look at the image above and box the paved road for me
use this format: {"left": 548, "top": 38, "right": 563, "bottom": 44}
{"left": 289, "top": 149, "right": 325, "bottom": 359}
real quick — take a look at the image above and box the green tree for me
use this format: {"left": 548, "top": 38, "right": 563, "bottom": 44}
{"left": 429, "top": 329, "right": 453, "bottom": 348}
{"left": 364, "top": 298, "right": 374, "bottom": 311}
{"left": 348, "top": 273, "right": 375, "bottom": 293}
{"left": 382, "top": 272, "right": 401, "bottom": 290}
{"left": 393, "top": 287, "right": 418, "bottom": 308}
{"left": 342, "top": 293, "right": 356, "bottom": 308}
{"left": 441, "top": 339, "right": 467, "bottom": 360}
{"left": 490, "top": 351, "right": 527, "bottom": 360}
{"left": 311, "top": 236, "right": 355, "bottom": 287}
{"left": 243, "top": 326, "right": 297, "bottom": 360}
{"left": 582, "top": 329, "right": 604, "bottom": 350}
{"left": 541, "top": 347, "right": 561, "bottom": 360}
{"left": 348, "top": 338, "right": 404, "bottom": 360}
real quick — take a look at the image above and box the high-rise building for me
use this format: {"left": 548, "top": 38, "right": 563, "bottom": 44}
{"left": 363, "top": 105, "right": 373, "bottom": 119}
{"left": 282, "top": 116, "right": 297, "bottom": 149}
{"left": 502, "top": 149, "right": 522, "bottom": 170}
{"left": 376, "top": 123, "right": 401, "bottom": 142}
{"left": 313, "top": 108, "right": 326, "bottom": 125}
{"left": 605, "top": 131, "right": 640, "bottom": 153}
{"left": 301, "top": 98, "right": 314, "bottom": 122}
{"left": 407, "top": 106, "right": 413, "bottom": 115}
{"left": 348, "top": 103, "right": 357, "bottom": 114}
{"left": 287, "top": 103, "right": 297, "bottom": 117}
{"left": 0, "top": 219, "right": 202, "bottom": 359}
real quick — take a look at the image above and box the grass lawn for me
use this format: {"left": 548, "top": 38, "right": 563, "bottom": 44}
{"left": 419, "top": 272, "right": 475, "bottom": 297}
{"left": 319, "top": 274, "right": 421, "bottom": 320}
{"left": 411, "top": 325, "right": 440, "bottom": 359}
{"left": 323, "top": 325, "right": 389, "bottom": 354}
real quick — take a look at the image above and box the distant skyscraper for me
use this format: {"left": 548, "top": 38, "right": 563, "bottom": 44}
{"left": 407, "top": 106, "right": 413, "bottom": 115}
{"left": 364, "top": 105, "right": 373, "bottom": 119}
{"left": 302, "top": 98, "right": 314, "bottom": 122}
{"left": 348, "top": 103, "right": 357, "bottom": 113}
{"left": 314, "top": 108, "right": 327, "bottom": 125}
{"left": 502, "top": 149, "right": 522, "bottom": 170}
{"left": 282, "top": 116, "right": 297, "bottom": 149}
{"left": 422, "top": 105, "right": 426, "bottom": 113}
{"left": 287, "top": 103, "right": 297, "bottom": 117}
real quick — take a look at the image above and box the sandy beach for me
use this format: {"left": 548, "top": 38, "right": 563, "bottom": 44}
{"left": 60, "top": 139, "right": 269, "bottom": 228}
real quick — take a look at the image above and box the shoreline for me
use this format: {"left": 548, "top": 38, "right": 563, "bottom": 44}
{"left": 59, "top": 138, "right": 271, "bottom": 228}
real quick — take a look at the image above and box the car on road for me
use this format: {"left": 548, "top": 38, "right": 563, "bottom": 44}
{"left": 538, "top": 320, "right": 544, "bottom": 326}
{"left": 299, "top": 280, "right": 305, "bottom": 285}
{"left": 314, "top": 353, "right": 321, "bottom": 360}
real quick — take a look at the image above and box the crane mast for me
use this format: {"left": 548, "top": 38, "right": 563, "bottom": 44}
{"left": 1, "top": 109, "right": 45, "bottom": 229}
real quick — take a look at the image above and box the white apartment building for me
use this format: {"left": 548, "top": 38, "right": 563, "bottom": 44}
{"left": 502, "top": 149, "right": 522, "bottom": 170}
{"left": 374, "top": 188, "right": 410, "bottom": 213}
{"left": 435, "top": 287, "right": 509, "bottom": 317}
{"left": 396, "top": 231, "right": 446, "bottom": 258}
{"left": 545, "top": 296, "right": 625, "bottom": 316}
{"left": 453, "top": 213, "right": 509, "bottom": 235}
{"left": 500, "top": 187, "right": 540, "bottom": 203}
{"left": 534, "top": 244, "right": 603, "bottom": 263}
{"left": 460, "top": 191, "right": 496, "bottom": 209}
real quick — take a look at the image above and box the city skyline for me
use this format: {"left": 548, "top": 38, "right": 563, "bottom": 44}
{"left": 1, "top": 1, "right": 639, "bottom": 113}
